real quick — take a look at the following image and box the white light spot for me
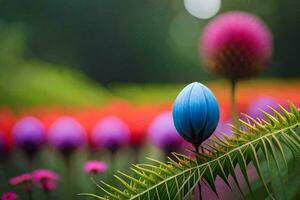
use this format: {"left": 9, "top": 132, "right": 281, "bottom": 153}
{"left": 184, "top": 0, "right": 221, "bottom": 19}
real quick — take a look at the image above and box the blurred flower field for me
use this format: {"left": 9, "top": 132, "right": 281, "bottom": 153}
{"left": 0, "top": 79, "right": 299, "bottom": 199}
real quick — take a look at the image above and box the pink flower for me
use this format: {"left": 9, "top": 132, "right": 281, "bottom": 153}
{"left": 201, "top": 11, "right": 272, "bottom": 80}
{"left": 9, "top": 173, "right": 32, "bottom": 186}
{"left": 32, "top": 169, "right": 59, "bottom": 191}
{"left": 1, "top": 192, "right": 18, "bottom": 200}
{"left": 84, "top": 160, "right": 107, "bottom": 174}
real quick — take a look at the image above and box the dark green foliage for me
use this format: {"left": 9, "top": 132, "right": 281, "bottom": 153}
{"left": 81, "top": 103, "right": 300, "bottom": 200}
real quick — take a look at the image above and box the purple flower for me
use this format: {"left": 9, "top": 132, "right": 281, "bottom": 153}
{"left": 201, "top": 11, "right": 272, "bottom": 80}
{"left": 148, "top": 112, "right": 182, "bottom": 154}
{"left": 12, "top": 117, "right": 45, "bottom": 155}
{"left": 91, "top": 116, "right": 129, "bottom": 152}
{"left": 212, "top": 120, "right": 233, "bottom": 138}
{"left": 246, "top": 96, "right": 279, "bottom": 120}
{"left": 48, "top": 117, "right": 86, "bottom": 156}
{"left": 1, "top": 192, "right": 18, "bottom": 200}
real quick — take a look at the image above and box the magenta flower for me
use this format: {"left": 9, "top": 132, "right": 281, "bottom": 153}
{"left": 9, "top": 173, "right": 33, "bottom": 194}
{"left": 148, "top": 112, "right": 182, "bottom": 154}
{"left": 1, "top": 192, "right": 18, "bottom": 200}
{"left": 9, "top": 173, "right": 32, "bottom": 186}
{"left": 48, "top": 117, "right": 86, "bottom": 156}
{"left": 246, "top": 96, "right": 279, "bottom": 120}
{"left": 12, "top": 117, "right": 45, "bottom": 156}
{"left": 84, "top": 160, "right": 107, "bottom": 175}
{"left": 91, "top": 116, "right": 130, "bottom": 152}
{"left": 33, "top": 169, "right": 59, "bottom": 191}
{"left": 201, "top": 11, "right": 272, "bottom": 79}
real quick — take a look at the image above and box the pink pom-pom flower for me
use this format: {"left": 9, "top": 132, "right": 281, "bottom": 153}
{"left": 83, "top": 160, "right": 107, "bottom": 175}
{"left": 32, "top": 169, "right": 59, "bottom": 191}
{"left": 1, "top": 192, "right": 18, "bottom": 200}
{"left": 201, "top": 11, "right": 272, "bottom": 80}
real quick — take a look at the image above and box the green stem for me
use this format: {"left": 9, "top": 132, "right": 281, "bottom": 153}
{"left": 230, "top": 79, "right": 239, "bottom": 128}
{"left": 133, "top": 147, "right": 140, "bottom": 164}
{"left": 109, "top": 151, "right": 116, "bottom": 184}
{"left": 44, "top": 190, "right": 51, "bottom": 200}
{"left": 27, "top": 191, "right": 33, "bottom": 200}
{"left": 27, "top": 153, "right": 36, "bottom": 171}
{"left": 194, "top": 145, "right": 202, "bottom": 200}
{"left": 64, "top": 155, "right": 73, "bottom": 200}
{"left": 91, "top": 174, "right": 99, "bottom": 194}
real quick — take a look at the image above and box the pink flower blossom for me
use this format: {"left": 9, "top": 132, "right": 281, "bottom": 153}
{"left": 9, "top": 173, "right": 32, "bottom": 186}
{"left": 32, "top": 169, "right": 59, "bottom": 191}
{"left": 84, "top": 160, "right": 107, "bottom": 174}
{"left": 201, "top": 11, "right": 272, "bottom": 80}
{"left": 1, "top": 192, "right": 18, "bottom": 200}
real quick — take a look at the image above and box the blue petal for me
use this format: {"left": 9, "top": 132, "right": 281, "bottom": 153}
{"left": 172, "top": 83, "right": 194, "bottom": 142}
{"left": 201, "top": 84, "right": 220, "bottom": 140}
{"left": 188, "top": 83, "right": 207, "bottom": 143}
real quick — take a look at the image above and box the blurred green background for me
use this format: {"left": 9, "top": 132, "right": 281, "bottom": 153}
{"left": 0, "top": 0, "right": 299, "bottom": 108}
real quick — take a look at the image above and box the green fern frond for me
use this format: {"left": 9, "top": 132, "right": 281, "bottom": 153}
{"left": 81, "top": 103, "right": 300, "bottom": 200}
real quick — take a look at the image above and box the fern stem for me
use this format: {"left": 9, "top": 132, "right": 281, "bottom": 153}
{"left": 230, "top": 79, "right": 238, "bottom": 127}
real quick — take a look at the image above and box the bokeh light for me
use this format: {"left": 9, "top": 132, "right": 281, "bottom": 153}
{"left": 184, "top": 0, "right": 221, "bottom": 19}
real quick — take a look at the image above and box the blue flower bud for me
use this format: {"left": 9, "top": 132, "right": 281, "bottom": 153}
{"left": 172, "top": 82, "right": 220, "bottom": 148}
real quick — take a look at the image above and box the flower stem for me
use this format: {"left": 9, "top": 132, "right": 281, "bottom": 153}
{"left": 194, "top": 145, "right": 202, "bottom": 200}
{"left": 230, "top": 79, "right": 238, "bottom": 128}
{"left": 44, "top": 190, "right": 51, "bottom": 200}
{"left": 64, "top": 155, "right": 73, "bottom": 200}
{"left": 27, "top": 191, "right": 33, "bottom": 200}
{"left": 133, "top": 146, "right": 140, "bottom": 164}
{"left": 109, "top": 151, "right": 116, "bottom": 184}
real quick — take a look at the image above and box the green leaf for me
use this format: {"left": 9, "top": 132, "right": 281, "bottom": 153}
{"left": 81, "top": 103, "right": 300, "bottom": 200}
